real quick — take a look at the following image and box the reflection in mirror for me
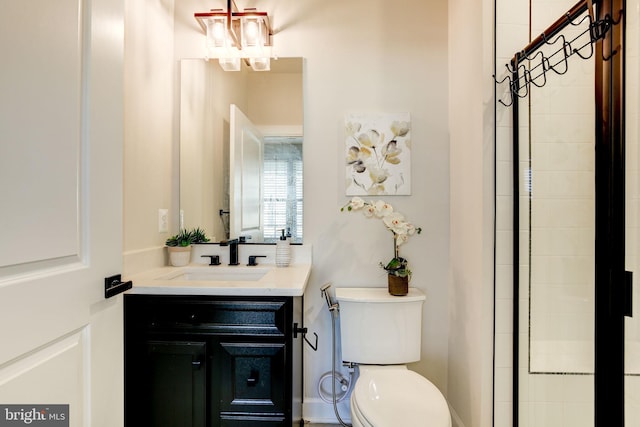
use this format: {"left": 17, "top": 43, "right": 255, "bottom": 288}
{"left": 230, "top": 104, "right": 264, "bottom": 242}
{"left": 263, "top": 136, "right": 302, "bottom": 242}
{"left": 179, "top": 58, "right": 303, "bottom": 243}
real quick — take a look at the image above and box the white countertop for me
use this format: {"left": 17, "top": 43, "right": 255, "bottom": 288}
{"left": 124, "top": 263, "right": 311, "bottom": 297}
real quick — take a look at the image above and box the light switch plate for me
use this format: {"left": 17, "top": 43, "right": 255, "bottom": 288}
{"left": 158, "top": 209, "right": 168, "bottom": 233}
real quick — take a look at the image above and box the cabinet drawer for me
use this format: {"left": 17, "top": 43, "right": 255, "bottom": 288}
{"left": 125, "top": 295, "right": 289, "bottom": 336}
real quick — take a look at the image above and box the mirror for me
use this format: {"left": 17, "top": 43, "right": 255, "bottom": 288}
{"left": 179, "top": 58, "right": 303, "bottom": 243}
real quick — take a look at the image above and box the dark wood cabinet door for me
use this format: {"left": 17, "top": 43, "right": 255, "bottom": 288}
{"left": 128, "top": 340, "right": 207, "bottom": 427}
{"left": 213, "top": 340, "right": 288, "bottom": 422}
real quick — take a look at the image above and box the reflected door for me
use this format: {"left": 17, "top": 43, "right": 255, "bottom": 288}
{"left": 230, "top": 104, "right": 264, "bottom": 242}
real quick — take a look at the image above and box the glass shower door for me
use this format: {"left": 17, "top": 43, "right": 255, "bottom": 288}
{"left": 514, "top": 1, "right": 633, "bottom": 425}
{"left": 519, "top": 21, "right": 597, "bottom": 425}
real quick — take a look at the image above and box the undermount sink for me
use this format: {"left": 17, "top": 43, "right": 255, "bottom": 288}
{"left": 158, "top": 266, "right": 270, "bottom": 282}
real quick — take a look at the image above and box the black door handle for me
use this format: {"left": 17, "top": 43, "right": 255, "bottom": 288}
{"left": 246, "top": 369, "right": 259, "bottom": 387}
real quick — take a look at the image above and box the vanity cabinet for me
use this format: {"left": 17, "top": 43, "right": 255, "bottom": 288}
{"left": 124, "top": 294, "right": 302, "bottom": 427}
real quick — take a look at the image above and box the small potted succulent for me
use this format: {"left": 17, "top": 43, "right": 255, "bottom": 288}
{"left": 165, "top": 227, "right": 210, "bottom": 266}
{"left": 190, "top": 227, "right": 210, "bottom": 244}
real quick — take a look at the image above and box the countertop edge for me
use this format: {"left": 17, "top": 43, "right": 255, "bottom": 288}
{"left": 124, "top": 263, "right": 311, "bottom": 297}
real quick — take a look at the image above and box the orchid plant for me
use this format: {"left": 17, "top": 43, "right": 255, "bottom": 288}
{"left": 341, "top": 197, "right": 422, "bottom": 278}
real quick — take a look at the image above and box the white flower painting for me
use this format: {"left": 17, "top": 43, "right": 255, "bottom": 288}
{"left": 345, "top": 112, "right": 412, "bottom": 196}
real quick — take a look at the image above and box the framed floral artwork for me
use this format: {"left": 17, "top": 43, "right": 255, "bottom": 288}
{"left": 345, "top": 112, "right": 411, "bottom": 196}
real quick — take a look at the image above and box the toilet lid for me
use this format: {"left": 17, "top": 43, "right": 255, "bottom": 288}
{"left": 352, "top": 368, "right": 451, "bottom": 427}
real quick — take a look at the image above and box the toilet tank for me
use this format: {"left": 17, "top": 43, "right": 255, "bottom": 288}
{"left": 335, "top": 287, "right": 426, "bottom": 365}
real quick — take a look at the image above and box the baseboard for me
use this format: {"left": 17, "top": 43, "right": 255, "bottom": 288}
{"left": 302, "top": 397, "right": 351, "bottom": 424}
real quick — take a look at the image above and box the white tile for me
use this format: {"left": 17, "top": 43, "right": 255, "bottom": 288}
{"left": 495, "top": 264, "right": 514, "bottom": 299}
{"left": 529, "top": 401, "right": 564, "bottom": 427}
{"left": 495, "top": 367, "right": 514, "bottom": 402}
{"left": 530, "top": 374, "right": 565, "bottom": 402}
{"left": 494, "top": 401, "right": 514, "bottom": 427}
{"left": 496, "top": 196, "right": 513, "bottom": 232}
{"left": 496, "top": 298, "right": 514, "bottom": 334}
{"left": 562, "top": 402, "right": 593, "bottom": 426}
{"left": 496, "top": 230, "right": 513, "bottom": 265}
{"left": 562, "top": 375, "right": 593, "bottom": 403}
{"left": 496, "top": 332, "right": 514, "bottom": 368}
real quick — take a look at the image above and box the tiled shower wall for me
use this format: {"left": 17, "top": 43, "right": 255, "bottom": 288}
{"left": 527, "top": 19, "right": 595, "bottom": 374}
{"left": 495, "top": 0, "right": 640, "bottom": 426}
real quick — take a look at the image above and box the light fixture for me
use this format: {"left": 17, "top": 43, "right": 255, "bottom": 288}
{"left": 195, "top": 0, "right": 272, "bottom": 71}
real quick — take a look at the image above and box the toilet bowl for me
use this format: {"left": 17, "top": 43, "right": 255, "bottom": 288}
{"left": 335, "top": 288, "right": 451, "bottom": 427}
{"left": 349, "top": 366, "right": 451, "bottom": 427}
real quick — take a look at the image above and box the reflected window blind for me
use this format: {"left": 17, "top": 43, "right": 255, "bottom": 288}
{"left": 263, "top": 140, "right": 303, "bottom": 242}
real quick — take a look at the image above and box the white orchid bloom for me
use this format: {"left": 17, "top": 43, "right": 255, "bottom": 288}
{"left": 362, "top": 204, "right": 377, "bottom": 217}
{"left": 349, "top": 197, "right": 365, "bottom": 210}
{"left": 395, "top": 233, "right": 409, "bottom": 246}
{"left": 341, "top": 199, "right": 421, "bottom": 252}
{"left": 383, "top": 212, "right": 409, "bottom": 235}
{"left": 373, "top": 200, "right": 393, "bottom": 217}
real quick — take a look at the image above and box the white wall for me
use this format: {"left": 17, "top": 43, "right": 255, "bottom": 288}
{"left": 123, "top": 0, "right": 177, "bottom": 274}
{"left": 124, "top": 0, "right": 486, "bottom": 424}
{"left": 448, "top": 0, "right": 495, "bottom": 426}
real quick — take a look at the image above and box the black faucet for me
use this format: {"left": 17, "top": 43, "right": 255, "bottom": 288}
{"left": 201, "top": 255, "right": 220, "bottom": 266}
{"left": 247, "top": 255, "right": 266, "bottom": 266}
{"left": 221, "top": 239, "right": 240, "bottom": 265}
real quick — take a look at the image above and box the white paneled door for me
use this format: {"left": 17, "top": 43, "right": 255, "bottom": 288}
{"left": 230, "top": 104, "right": 264, "bottom": 243}
{"left": 0, "top": 0, "right": 124, "bottom": 426}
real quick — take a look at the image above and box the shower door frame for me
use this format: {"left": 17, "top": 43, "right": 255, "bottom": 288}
{"left": 510, "top": 0, "right": 630, "bottom": 426}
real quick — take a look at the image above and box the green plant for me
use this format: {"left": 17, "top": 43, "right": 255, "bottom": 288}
{"left": 165, "top": 229, "right": 193, "bottom": 247}
{"left": 191, "top": 227, "right": 210, "bottom": 244}
{"left": 380, "top": 257, "right": 411, "bottom": 278}
{"left": 165, "top": 227, "right": 210, "bottom": 247}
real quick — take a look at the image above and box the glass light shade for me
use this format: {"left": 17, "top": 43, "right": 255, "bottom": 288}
{"left": 241, "top": 16, "right": 266, "bottom": 48}
{"left": 249, "top": 57, "right": 270, "bottom": 71}
{"left": 205, "top": 17, "right": 227, "bottom": 49}
{"left": 219, "top": 57, "right": 241, "bottom": 71}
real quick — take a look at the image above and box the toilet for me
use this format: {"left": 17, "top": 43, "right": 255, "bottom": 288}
{"left": 335, "top": 287, "right": 451, "bottom": 427}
